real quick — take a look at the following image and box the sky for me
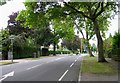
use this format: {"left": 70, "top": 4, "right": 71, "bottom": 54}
{"left": 0, "top": 0, "right": 118, "bottom": 45}
{"left": 0, "top": 0, "right": 25, "bottom": 29}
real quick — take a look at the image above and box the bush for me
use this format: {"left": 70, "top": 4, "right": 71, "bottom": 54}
{"left": 104, "top": 48, "right": 112, "bottom": 58}
{"left": 49, "top": 50, "right": 71, "bottom": 55}
{"left": 111, "top": 48, "right": 120, "bottom": 61}
{"left": 111, "top": 32, "right": 120, "bottom": 61}
{"left": 13, "top": 46, "right": 37, "bottom": 59}
{"left": 42, "top": 48, "right": 49, "bottom": 56}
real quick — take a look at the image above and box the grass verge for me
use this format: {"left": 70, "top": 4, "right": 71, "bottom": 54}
{"left": 81, "top": 55, "right": 118, "bottom": 74}
{"left": 0, "top": 62, "right": 17, "bottom": 65}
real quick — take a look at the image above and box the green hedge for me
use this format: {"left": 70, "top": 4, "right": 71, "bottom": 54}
{"left": 49, "top": 50, "right": 71, "bottom": 54}
{"left": 13, "top": 46, "right": 37, "bottom": 59}
{"left": 111, "top": 48, "right": 120, "bottom": 61}
{"left": 104, "top": 48, "right": 112, "bottom": 58}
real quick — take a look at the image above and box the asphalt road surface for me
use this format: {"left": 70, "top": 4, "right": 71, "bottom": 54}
{"left": 0, "top": 54, "right": 84, "bottom": 83}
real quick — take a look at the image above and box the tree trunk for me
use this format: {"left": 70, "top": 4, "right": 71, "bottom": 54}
{"left": 93, "top": 19, "right": 107, "bottom": 62}
{"left": 86, "top": 40, "right": 94, "bottom": 57}
{"left": 2, "top": 50, "right": 8, "bottom": 60}
{"left": 2, "top": 43, "right": 8, "bottom": 60}
{"left": 85, "top": 25, "right": 94, "bottom": 57}
{"left": 53, "top": 41, "right": 56, "bottom": 56}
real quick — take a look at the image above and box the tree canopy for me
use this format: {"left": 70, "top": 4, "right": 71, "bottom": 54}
{"left": 16, "top": 1, "right": 118, "bottom": 62}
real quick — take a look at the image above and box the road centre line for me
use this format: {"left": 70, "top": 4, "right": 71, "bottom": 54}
{"left": 58, "top": 70, "right": 69, "bottom": 81}
{"left": 27, "top": 57, "right": 65, "bottom": 70}
{"left": 75, "top": 60, "right": 77, "bottom": 62}
{"left": 46, "top": 57, "right": 64, "bottom": 63}
{"left": 27, "top": 64, "right": 41, "bottom": 70}
{"left": 70, "top": 63, "right": 74, "bottom": 67}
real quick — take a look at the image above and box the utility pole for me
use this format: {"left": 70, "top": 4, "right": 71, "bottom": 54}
{"left": 9, "top": 35, "right": 15, "bottom": 63}
{"left": 81, "top": 38, "right": 82, "bottom": 53}
{"left": 118, "top": 0, "right": 120, "bottom": 32}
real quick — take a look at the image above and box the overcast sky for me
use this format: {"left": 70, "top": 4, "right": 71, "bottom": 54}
{"left": 0, "top": 0, "right": 118, "bottom": 45}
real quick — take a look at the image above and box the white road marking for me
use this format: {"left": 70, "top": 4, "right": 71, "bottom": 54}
{"left": 46, "top": 57, "right": 64, "bottom": 64}
{"left": 46, "top": 62, "right": 50, "bottom": 63}
{"left": 27, "top": 65, "right": 41, "bottom": 70}
{"left": 78, "top": 63, "right": 82, "bottom": 81}
{"left": 70, "top": 63, "right": 74, "bottom": 67}
{"left": 19, "top": 61, "right": 29, "bottom": 64}
{"left": 49, "top": 60, "right": 55, "bottom": 63}
{"left": 58, "top": 70, "right": 69, "bottom": 81}
{"left": 75, "top": 60, "right": 77, "bottom": 62}
{"left": 0, "top": 71, "right": 14, "bottom": 81}
{"left": 55, "top": 57, "right": 64, "bottom": 61}
{"left": 77, "top": 57, "right": 79, "bottom": 60}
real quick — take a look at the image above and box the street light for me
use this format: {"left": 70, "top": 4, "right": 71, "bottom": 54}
{"left": 9, "top": 35, "right": 15, "bottom": 63}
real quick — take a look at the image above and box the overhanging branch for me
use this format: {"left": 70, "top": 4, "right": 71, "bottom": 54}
{"left": 64, "top": 2, "right": 92, "bottom": 20}
{"left": 94, "top": 2, "right": 109, "bottom": 19}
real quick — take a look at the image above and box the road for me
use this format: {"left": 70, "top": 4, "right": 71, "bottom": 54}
{"left": 0, "top": 54, "right": 84, "bottom": 83}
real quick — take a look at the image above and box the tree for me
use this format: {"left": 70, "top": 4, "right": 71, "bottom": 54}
{"left": 1, "top": 12, "right": 34, "bottom": 59}
{"left": 0, "top": 0, "right": 6, "bottom": 5}
{"left": 1, "top": 29, "right": 10, "bottom": 60}
{"left": 51, "top": 19, "right": 75, "bottom": 55}
{"left": 75, "top": 17, "right": 95, "bottom": 57}
{"left": 32, "top": 27, "right": 54, "bottom": 47}
{"left": 62, "top": 35, "right": 81, "bottom": 52}
{"left": 45, "top": 2, "right": 117, "bottom": 62}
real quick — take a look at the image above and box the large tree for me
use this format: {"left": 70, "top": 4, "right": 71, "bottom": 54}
{"left": 75, "top": 17, "right": 95, "bottom": 57}
{"left": 45, "top": 2, "right": 117, "bottom": 62}
{"left": 51, "top": 19, "right": 75, "bottom": 55}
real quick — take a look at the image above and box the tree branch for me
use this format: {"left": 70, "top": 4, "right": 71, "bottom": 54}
{"left": 93, "top": 2, "right": 101, "bottom": 16}
{"left": 75, "top": 23, "right": 85, "bottom": 39}
{"left": 64, "top": 2, "right": 92, "bottom": 20}
{"left": 94, "top": 2, "right": 109, "bottom": 19}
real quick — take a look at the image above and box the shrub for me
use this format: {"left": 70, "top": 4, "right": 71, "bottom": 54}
{"left": 111, "top": 48, "right": 120, "bottom": 61}
{"left": 49, "top": 50, "right": 71, "bottom": 55}
{"left": 13, "top": 46, "right": 36, "bottom": 59}
{"left": 111, "top": 32, "right": 120, "bottom": 61}
{"left": 104, "top": 48, "right": 112, "bottom": 58}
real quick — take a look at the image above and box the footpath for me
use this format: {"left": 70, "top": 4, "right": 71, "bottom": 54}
{"left": 79, "top": 55, "right": 120, "bottom": 83}
{"left": 0, "top": 54, "right": 67, "bottom": 65}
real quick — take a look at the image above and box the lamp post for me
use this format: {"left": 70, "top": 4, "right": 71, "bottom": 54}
{"left": 9, "top": 35, "right": 15, "bottom": 63}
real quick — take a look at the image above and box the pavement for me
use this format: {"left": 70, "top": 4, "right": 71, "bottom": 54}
{"left": 79, "top": 56, "right": 120, "bottom": 83}
{"left": 0, "top": 54, "right": 84, "bottom": 82}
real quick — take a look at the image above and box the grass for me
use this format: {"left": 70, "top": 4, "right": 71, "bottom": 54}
{"left": 0, "top": 62, "right": 17, "bottom": 65}
{"left": 81, "top": 55, "right": 118, "bottom": 74}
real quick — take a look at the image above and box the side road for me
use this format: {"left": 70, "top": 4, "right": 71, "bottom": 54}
{"left": 79, "top": 55, "right": 119, "bottom": 82}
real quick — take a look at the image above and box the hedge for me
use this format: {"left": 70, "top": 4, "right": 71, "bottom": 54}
{"left": 49, "top": 50, "right": 71, "bottom": 54}
{"left": 111, "top": 48, "right": 120, "bottom": 61}
{"left": 13, "top": 46, "right": 36, "bottom": 59}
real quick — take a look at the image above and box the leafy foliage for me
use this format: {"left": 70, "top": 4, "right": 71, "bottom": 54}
{"left": 111, "top": 32, "right": 120, "bottom": 61}
{"left": 103, "top": 34, "right": 113, "bottom": 58}
{"left": 61, "top": 35, "right": 81, "bottom": 51}
{"left": 112, "top": 32, "right": 120, "bottom": 49}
